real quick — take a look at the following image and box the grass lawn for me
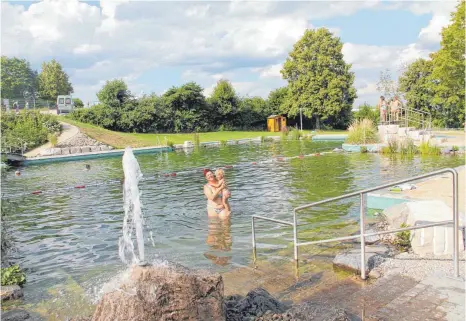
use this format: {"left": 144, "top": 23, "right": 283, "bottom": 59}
{"left": 60, "top": 117, "right": 347, "bottom": 149}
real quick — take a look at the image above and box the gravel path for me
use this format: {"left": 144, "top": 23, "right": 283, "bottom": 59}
{"left": 375, "top": 251, "right": 465, "bottom": 281}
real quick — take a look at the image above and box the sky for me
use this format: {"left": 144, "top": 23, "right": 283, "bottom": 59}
{"left": 1, "top": 0, "right": 459, "bottom": 108}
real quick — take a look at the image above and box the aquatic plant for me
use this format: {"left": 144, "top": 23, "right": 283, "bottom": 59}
{"left": 399, "top": 138, "right": 418, "bottom": 156}
{"left": 419, "top": 141, "right": 440, "bottom": 155}
{"left": 345, "top": 118, "right": 378, "bottom": 145}
{"left": 166, "top": 140, "right": 175, "bottom": 148}
{"left": 381, "top": 138, "right": 398, "bottom": 154}
{"left": 360, "top": 146, "right": 368, "bottom": 153}
{"left": 1, "top": 265, "right": 26, "bottom": 286}
{"left": 220, "top": 140, "right": 228, "bottom": 147}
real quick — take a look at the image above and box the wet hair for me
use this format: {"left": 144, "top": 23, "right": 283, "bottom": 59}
{"left": 380, "top": 96, "right": 385, "bottom": 100}
{"left": 215, "top": 168, "right": 225, "bottom": 177}
{"left": 85, "top": 164, "right": 91, "bottom": 170}
{"left": 15, "top": 170, "right": 21, "bottom": 176}
{"left": 203, "top": 169, "right": 212, "bottom": 177}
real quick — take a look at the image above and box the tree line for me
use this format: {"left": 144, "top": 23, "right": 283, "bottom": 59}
{"left": 70, "top": 27, "right": 357, "bottom": 132}
{"left": 0, "top": 57, "right": 73, "bottom": 103}
{"left": 386, "top": 1, "right": 465, "bottom": 128}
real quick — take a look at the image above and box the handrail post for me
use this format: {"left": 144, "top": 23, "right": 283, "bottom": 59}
{"left": 452, "top": 169, "right": 459, "bottom": 277}
{"left": 293, "top": 209, "right": 298, "bottom": 262}
{"left": 360, "top": 193, "right": 366, "bottom": 280}
{"left": 252, "top": 217, "right": 257, "bottom": 263}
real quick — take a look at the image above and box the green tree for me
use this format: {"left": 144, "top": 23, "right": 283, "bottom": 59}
{"left": 73, "top": 98, "right": 84, "bottom": 108}
{"left": 96, "top": 79, "right": 128, "bottom": 107}
{"left": 162, "top": 82, "right": 210, "bottom": 132}
{"left": 0, "top": 56, "right": 38, "bottom": 98}
{"left": 267, "top": 87, "right": 288, "bottom": 115}
{"left": 237, "top": 96, "right": 268, "bottom": 129}
{"left": 398, "top": 59, "right": 435, "bottom": 115}
{"left": 209, "top": 79, "right": 239, "bottom": 116}
{"left": 430, "top": 0, "right": 465, "bottom": 127}
{"left": 281, "top": 28, "right": 356, "bottom": 128}
{"left": 38, "top": 59, "right": 73, "bottom": 100}
{"left": 353, "top": 103, "right": 379, "bottom": 124}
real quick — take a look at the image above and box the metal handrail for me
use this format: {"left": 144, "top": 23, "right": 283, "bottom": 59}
{"left": 252, "top": 168, "right": 459, "bottom": 280}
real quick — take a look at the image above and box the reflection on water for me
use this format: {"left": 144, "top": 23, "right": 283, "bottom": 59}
{"left": 1, "top": 141, "right": 464, "bottom": 315}
{"left": 205, "top": 217, "right": 232, "bottom": 266}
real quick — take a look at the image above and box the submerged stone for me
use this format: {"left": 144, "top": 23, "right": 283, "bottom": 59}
{"left": 1, "top": 285, "right": 23, "bottom": 302}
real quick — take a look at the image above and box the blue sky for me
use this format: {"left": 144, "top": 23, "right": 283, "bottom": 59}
{"left": 1, "top": 0, "right": 458, "bottom": 107}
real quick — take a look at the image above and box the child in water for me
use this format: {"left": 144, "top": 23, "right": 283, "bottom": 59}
{"left": 212, "top": 168, "right": 231, "bottom": 212}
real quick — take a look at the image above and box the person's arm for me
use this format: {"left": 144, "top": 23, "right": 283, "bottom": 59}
{"left": 204, "top": 184, "right": 224, "bottom": 201}
{"left": 209, "top": 181, "right": 222, "bottom": 188}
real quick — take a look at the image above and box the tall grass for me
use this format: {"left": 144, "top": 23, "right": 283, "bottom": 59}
{"left": 193, "top": 133, "right": 200, "bottom": 147}
{"left": 381, "top": 139, "right": 398, "bottom": 154}
{"left": 280, "top": 126, "right": 289, "bottom": 141}
{"left": 289, "top": 128, "right": 302, "bottom": 140}
{"left": 399, "top": 138, "right": 418, "bottom": 156}
{"left": 419, "top": 141, "right": 440, "bottom": 155}
{"left": 346, "top": 118, "right": 378, "bottom": 144}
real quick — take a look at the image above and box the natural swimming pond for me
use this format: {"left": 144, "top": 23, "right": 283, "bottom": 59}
{"left": 2, "top": 140, "right": 464, "bottom": 318}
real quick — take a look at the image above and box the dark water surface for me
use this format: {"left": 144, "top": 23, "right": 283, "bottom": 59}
{"left": 1, "top": 141, "right": 464, "bottom": 315}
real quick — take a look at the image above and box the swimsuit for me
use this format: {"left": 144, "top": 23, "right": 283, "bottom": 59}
{"left": 206, "top": 184, "right": 224, "bottom": 214}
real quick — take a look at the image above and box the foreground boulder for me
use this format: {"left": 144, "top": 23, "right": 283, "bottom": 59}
{"left": 92, "top": 262, "right": 224, "bottom": 321}
{"left": 333, "top": 245, "right": 389, "bottom": 275}
{"left": 1, "top": 285, "right": 23, "bottom": 302}
{"left": 224, "top": 287, "right": 289, "bottom": 321}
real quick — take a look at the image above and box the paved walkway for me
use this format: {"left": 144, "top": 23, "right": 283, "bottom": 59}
{"left": 24, "top": 122, "right": 80, "bottom": 157}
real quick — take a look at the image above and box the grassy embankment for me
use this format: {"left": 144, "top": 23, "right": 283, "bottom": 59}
{"left": 61, "top": 117, "right": 346, "bottom": 149}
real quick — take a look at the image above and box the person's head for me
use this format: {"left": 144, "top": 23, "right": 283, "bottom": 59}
{"left": 85, "top": 164, "right": 91, "bottom": 171}
{"left": 215, "top": 168, "right": 225, "bottom": 180}
{"left": 203, "top": 169, "right": 216, "bottom": 182}
{"left": 15, "top": 170, "right": 21, "bottom": 176}
{"left": 380, "top": 96, "right": 385, "bottom": 101}
{"left": 394, "top": 95, "right": 398, "bottom": 101}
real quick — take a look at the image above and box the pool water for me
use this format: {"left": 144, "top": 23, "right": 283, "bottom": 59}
{"left": 1, "top": 140, "right": 464, "bottom": 318}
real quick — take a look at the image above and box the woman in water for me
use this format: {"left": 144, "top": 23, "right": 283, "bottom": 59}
{"left": 203, "top": 169, "right": 230, "bottom": 217}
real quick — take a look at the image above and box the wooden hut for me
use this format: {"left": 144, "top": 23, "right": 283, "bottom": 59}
{"left": 267, "top": 115, "right": 287, "bottom": 132}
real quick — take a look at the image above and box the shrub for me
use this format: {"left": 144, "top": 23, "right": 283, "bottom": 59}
{"left": 345, "top": 118, "right": 378, "bottom": 144}
{"left": 381, "top": 139, "right": 398, "bottom": 154}
{"left": 1, "top": 265, "right": 26, "bottom": 286}
{"left": 220, "top": 140, "right": 228, "bottom": 147}
{"left": 452, "top": 145, "right": 459, "bottom": 152}
{"left": 280, "top": 126, "right": 289, "bottom": 140}
{"left": 0, "top": 111, "right": 61, "bottom": 153}
{"left": 166, "top": 140, "right": 174, "bottom": 148}
{"left": 394, "top": 223, "right": 411, "bottom": 252}
{"left": 48, "top": 133, "right": 58, "bottom": 147}
{"left": 419, "top": 141, "right": 440, "bottom": 155}
{"left": 360, "top": 146, "right": 368, "bottom": 153}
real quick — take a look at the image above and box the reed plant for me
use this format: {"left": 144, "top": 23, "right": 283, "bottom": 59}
{"left": 289, "top": 128, "right": 302, "bottom": 140}
{"left": 419, "top": 141, "right": 440, "bottom": 155}
{"left": 399, "top": 138, "right": 418, "bottom": 156}
{"left": 345, "top": 118, "right": 378, "bottom": 145}
{"left": 48, "top": 133, "right": 58, "bottom": 147}
{"left": 193, "top": 133, "right": 200, "bottom": 147}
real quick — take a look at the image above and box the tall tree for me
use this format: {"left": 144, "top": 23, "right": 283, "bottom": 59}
{"left": 281, "top": 28, "right": 356, "bottom": 128}
{"left": 376, "top": 69, "right": 401, "bottom": 100}
{"left": 162, "top": 82, "right": 209, "bottom": 132}
{"left": 72, "top": 98, "right": 84, "bottom": 108}
{"left": 38, "top": 59, "right": 73, "bottom": 100}
{"left": 430, "top": 0, "right": 465, "bottom": 127}
{"left": 209, "top": 79, "right": 239, "bottom": 115}
{"left": 1, "top": 56, "right": 38, "bottom": 99}
{"left": 398, "top": 58, "right": 435, "bottom": 115}
{"left": 267, "top": 87, "right": 288, "bottom": 115}
{"left": 97, "top": 79, "right": 128, "bottom": 107}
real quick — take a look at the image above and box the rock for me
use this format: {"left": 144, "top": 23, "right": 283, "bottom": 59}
{"left": 61, "top": 148, "right": 71, "bottom": 155}
{"left": 39, "top": 148, "right": 53, "bottom": 156}
{"left": 332, "top": 148, "right": 343, "bottom": 153}
{"left": 80, "top": 146, "right": 91, "bottom": 153}
{"left": 441, "top": 147, "right": 452, "bottom": 154}
{"left": 383, "top": 200, "right": 465, "bottom": 256}
{"left": 70, "top": 147, "right": 81, "bottom": 154}
{"left": 225, "top": 288, "right": 289, "bottom": 321}
{"left": 1, "top": 309, "right": 29, "bottom": 321}
{"left": 368, "top": 269, "right": 382, "bottom": 279}
{"left": 279, "top": 302, "right": 353, "bottom": 321}
{"left": 90, "top": 146, "right": 100, "bottom": 153}
{"left": 99, "top": 146, "right": 110, "bottom": 151}
{"left": 333, "top": 245, "right": 389, "bottom": 275}
{"left": 1, "top": 285, "right": 23, "bottom": 301}
{"left": 51, "top": 148, "right": 62, "bottom": 155}
{"left": 92, "top": 263, "right": 224, "bottom": 321}
{"left": 56, "top": 132, "right": 103, "bottom": 148}
{"left": 353, "top": 228, "right": 380, "bottom": 245}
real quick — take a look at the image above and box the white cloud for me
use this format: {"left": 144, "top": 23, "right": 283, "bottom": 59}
{"left": 1, "top": 0, "right": 457, "bottom": 106}
{"left": 253, "top": 64, "right": 282, "bottom": 78}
